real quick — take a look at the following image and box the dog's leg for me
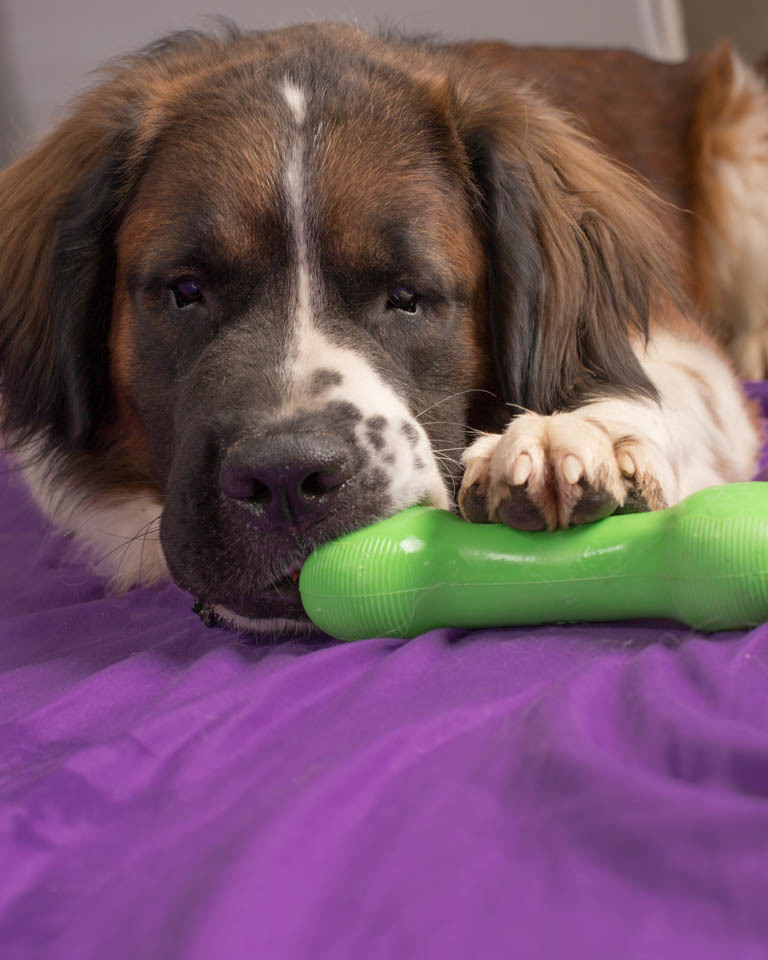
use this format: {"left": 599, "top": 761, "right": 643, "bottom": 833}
{"left": 460, "top": 328, "right": 761, "bottom": 530}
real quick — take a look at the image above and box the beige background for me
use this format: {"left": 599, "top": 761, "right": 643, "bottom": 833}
{"left": 2, "top": 1, "right": 762, "bottom": 167}
{"left": 0, "top": 0, "right": 683, "bottom": 164}
{"left": 682, "top": 0, "right": 768, "bottom": 61}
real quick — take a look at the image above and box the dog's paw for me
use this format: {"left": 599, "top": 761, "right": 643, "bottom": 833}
{"left": 459, "top": 412, "right": 667, "bottom": 531}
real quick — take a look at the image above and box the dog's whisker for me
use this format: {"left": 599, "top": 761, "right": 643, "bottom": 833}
{"left": 414, "top": 388, "right": 495, "bottom": 420}
{"left": 432, "top": 453, "right": 464, "bottom": 468}
{"left": 90, "top": 514, "right": 163, "bottom": 570}
{"left": 436, "top": 468, "right": 460, "bottom": 500}
{"left": 432, "top": 454, "right": 463, "bottom": 496}
{"left": 504, "top": 401, "right": 537, "bottom": 416}
{"left": 94, "top": 528, "right": 160, "bottom": 568}
{"left": 421, "top": 422, "right": 489, "bottom": 438}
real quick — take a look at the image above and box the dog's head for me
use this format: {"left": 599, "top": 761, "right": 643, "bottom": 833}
{"left": 0, "top": 24, "right": 674, "bottom": 631}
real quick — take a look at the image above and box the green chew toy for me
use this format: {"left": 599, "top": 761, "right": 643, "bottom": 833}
{"left": 299, "top": 482, "right": 768, "bottom": 641}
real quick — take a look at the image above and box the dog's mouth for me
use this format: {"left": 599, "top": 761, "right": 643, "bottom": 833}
{"left": 192, "top": 560, "right": 308, "bottom": 628}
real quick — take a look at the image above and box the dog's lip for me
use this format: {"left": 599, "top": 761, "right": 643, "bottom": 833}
{"left": 226, "top": 582, "right": 308, "bottom": 621}
{"left": 244, "top": 560, "right": 305, "bottom": 602}
{"left": 193, "top": 559, "right": 309, "bottom": 624}
{"left": 269, "top": 561, "right": 305, "bottom": 592}
{"left": 285, "top": 563, "right": 303, "bottom": 584}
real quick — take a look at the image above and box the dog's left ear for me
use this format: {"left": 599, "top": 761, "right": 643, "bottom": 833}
{"left": 451, "top": 67, "right": 681, "bottom": 414}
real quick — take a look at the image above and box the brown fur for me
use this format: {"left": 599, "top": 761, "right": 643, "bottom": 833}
{"left": 458, "top": 44, "right": 705, "bottom": 265}
{"left": 0, "top": 24, "right": 760, "bottom": 513}
{"left": 690, "top": 41, "right": 739, "bottom": 335}
{"left": 689, "top": 41, "right": 768, "bottom": 349}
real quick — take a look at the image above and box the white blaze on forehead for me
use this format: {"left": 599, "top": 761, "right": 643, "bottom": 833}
{"left": 278, "top": 77, "right": 449, "bottom": 512}
{"left": 282, "top": 79, "right": 306, "bottom": 125}
{"left": 281, "top": 78, "right": 313, "bottom": 364}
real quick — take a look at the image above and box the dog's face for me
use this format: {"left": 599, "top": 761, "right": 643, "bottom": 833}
{"left": 0, "top": 25, "right": 671, "bottom": 632}
{"left": 116, "top": 59, "right": 486, "bottom": 624}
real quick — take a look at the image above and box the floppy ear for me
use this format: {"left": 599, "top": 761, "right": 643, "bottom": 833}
{"left": 0, "top": 29, "right": 246, "bottom": 457}
{"left": 0, "top": 77, "right": 150, "bottom": 455}
{"left": 453, "top": 74, "right": 680, "bottom": 414}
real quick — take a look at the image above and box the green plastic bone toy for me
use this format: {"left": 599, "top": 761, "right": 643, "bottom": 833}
{"left": 298, "top": 483, "right": 768, "bottom": 641}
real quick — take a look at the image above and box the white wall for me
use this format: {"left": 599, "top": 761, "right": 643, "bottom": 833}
{"left": 0, "top": 0, "right": 682, "bottom": 163}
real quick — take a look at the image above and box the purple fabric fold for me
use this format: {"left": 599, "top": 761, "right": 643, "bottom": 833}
{"left": 1, "top": 384, "right": 768, "bottom": 960}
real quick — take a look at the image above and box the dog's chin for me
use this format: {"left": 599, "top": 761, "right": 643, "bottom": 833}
{"left": 224, "top": 576, "right": 307, "bottom": 623}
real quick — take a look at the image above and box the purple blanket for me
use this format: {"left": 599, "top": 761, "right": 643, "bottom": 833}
{"left": 2, "top": 387, "right": 768, "bottom": 960}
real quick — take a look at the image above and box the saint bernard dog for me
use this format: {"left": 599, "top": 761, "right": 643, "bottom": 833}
{"left": 0, "top": 23, "right": 764, "bottom": 633}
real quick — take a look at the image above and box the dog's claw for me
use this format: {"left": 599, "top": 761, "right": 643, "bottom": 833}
{"left": 617, "top": 451, "right": 636, "bottom": 478}
{"left": 561, "top": 454, "right": 582, "bottom": 486}
{"left": 512, "top": 453, "right": 532, "bottom": 486}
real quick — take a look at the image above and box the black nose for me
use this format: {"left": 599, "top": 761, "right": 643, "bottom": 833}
{"left": 219, "top": 432, "right": 350, "bottom": 530}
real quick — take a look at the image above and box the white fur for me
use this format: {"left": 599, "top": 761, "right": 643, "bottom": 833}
{"left": 637, "top": 326, "right": 758, "bottom": 491}
{"left": 212, "top": 604, "right": 315, "bottom": 637}
{"left": 281, "top": 80, "right": 313, "bottom": 356}
{"left": 20, "top": 452, "right": 167, "bottom": 591}
{"left": 282, "top": 79, "right": 306, "bottom": 125}
{"left": 280, "top": 325, "right": 451, "bottom": 513}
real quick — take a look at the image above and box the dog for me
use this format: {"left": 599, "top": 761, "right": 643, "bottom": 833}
{"left": 0, "top": 23, "right": 763, "bottom": 633}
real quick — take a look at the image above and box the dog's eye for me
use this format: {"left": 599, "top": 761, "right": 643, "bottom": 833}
{"left": 386, "top": 286, "right": 420, "bottom": 314}
{"left": 171, "top": 278, "right": 204, "bottom": 309}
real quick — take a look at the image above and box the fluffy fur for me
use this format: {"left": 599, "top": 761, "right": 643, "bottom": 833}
{"left": 0, "top": 24, "right": 762, "bottom": 632}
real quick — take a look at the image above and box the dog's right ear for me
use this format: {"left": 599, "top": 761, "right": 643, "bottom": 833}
{"left": 0, "top": 30, "right": 234, "bottom": 457}
{"left": 0, "top": 76, "right": 150, "bottom": 455}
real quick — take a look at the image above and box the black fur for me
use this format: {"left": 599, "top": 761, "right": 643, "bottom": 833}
{"left": 0, "top": 147, "right": 130, "bottom": 453}
{"left": 466, "top": 130, "right": 660, "bottom": 415}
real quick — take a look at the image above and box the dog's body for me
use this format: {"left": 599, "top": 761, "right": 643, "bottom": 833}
{"left": 0, "top": 24, "right": 763, "bottom": 633}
